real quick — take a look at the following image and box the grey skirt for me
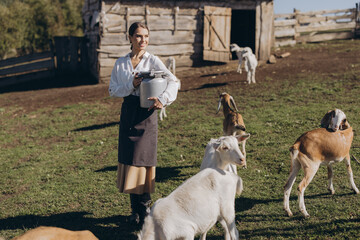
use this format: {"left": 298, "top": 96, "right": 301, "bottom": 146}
{"left": 118, "top": 95, "right": 158, "bottom": 167}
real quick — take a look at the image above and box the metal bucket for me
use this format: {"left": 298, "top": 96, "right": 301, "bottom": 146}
{"left": 139, "top": 70, "right": 168, "bottom": 108}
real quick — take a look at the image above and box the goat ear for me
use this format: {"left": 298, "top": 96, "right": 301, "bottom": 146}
{"left": 213, "top": 142, "right": 221, "bottom": 151}
{"left": 320, "top": 110, "right": 333, "bottom": 128}
{"left": 235, "top": 133, "right": 250, "bottom": 142}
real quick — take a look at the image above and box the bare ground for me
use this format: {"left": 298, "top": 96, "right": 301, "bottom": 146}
{"left": 1, "top": 40, "right": 359, "bottom": 113}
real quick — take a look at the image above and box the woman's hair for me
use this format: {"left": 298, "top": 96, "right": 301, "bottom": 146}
{"left": 128, "top": 22, "right": 149, "bottom": 50}
{"left": 128, "top": 22, "right": 149, "bottom": 36}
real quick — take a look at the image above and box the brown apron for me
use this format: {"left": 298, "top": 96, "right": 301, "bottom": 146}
{"left": 118, "top": 95, "right": 158, "bottom": 167}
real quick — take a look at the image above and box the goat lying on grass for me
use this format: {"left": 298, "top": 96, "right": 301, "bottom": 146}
{"left": 284, "top": 117, "right": 359, "bottom": 217}
{"left": 12, "top": 226, "right": 98, "bottom": 240}
{"left": 230, "top": 43, "right": 258, "bottom": 84}
{"left": 138, "top": 135, "right": 245, "bottom": 240}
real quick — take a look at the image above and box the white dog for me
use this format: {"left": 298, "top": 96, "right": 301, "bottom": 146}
{"left": 230, "top": 43, "right": 258, "bottom": 84}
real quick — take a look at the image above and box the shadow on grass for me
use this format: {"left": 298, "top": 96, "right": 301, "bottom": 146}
{"left": 95, "top": 165, "right": 194, "bottom": 183}
{"left": 180, "top": 82, "right": 228, "bottom": 92}
{"left": 0, "top": 73, "right": 97, "bottom": 94}
{"left": 73, "top": 121, "right": 119, "bottom": 132}
{"left": 236, "top": 192, "right": 355, "bottom": 213}
{"left": 156, "top": 165, "right": 194, "bottom": 182}
{"left": 236, "top": 217, "right": 360, "bottom": 239}
{"left": 0, "top": 212, "right": 139, "bottom": 240}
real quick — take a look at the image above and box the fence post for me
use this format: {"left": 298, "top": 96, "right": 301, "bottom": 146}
{"left": 293, "top": 8, "right": 300, "bottom": 43}
{"left": 356, "top": 2, "right": 360, "bottom": 38}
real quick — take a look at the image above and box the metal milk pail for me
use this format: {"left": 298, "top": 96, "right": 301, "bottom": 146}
{"left": 139, "top": 70, "right": 168, "bottom": 108}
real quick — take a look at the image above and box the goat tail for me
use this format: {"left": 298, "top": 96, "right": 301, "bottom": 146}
{"left": 289, "top": 145, "right": 299, "bottom": 169}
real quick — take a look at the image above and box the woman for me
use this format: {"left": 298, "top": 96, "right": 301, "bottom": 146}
{"left": 109, "top": 22, "right": 178, "bottom": 225}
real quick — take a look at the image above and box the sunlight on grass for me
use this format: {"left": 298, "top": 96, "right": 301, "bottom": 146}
{"left": 1, "top": 40, "right": 360, "bottom": 239}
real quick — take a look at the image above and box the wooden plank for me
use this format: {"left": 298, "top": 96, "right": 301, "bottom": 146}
{"left": 0, "top": 59, "right": 54, "bottom": 76}
{"left": 147, "top": 15, "right": 197, "bottom": 31}
{"left": 98, "top": 43, "right": 197, "bottom": 56}
{"left": 0, "top": 70, "right": 54, "bottom": 88}
{"left": 274, "top": 39, "right": 296, "bottom": 47}
{"left": 258, "top": 1, "right": 274, "bottom": 61}
{"left": 274, "top": 19, "right": 297, "bottom": 27}
{"left": 297, "top": 31, "right": 354, "bottom": 43}
{"left": 275, "top": 28, "right": 296, "bottom": 38}
{"left": 274, "top": 13, "right": 295, "bottom": 19}
{"left": 105, "top": 4, "right": 199, "bottom": 16}
{"left": 298, "top": 12, "right": 355, "bottom": 24}
{"left": 297, "top": 8, "right": 355, "bottom": 16}
{"left": 296, "top": 22, "right": 356, "bottom": 33}
{"left": 102, "top": 31, "right": 199, "bottom": 46}
{"left": 0, "top": 52, "right": 53, "bottom": 69}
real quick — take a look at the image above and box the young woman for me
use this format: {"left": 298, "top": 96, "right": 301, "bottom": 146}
{"left": 109, "top": 22, "right": 178, "bottom": 225}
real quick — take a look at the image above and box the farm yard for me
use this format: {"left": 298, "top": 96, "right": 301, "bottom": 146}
{"left": 1, "top": 39, "right": 360, "bottom": 239}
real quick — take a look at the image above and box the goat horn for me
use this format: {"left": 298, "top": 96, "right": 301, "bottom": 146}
{"left": 230, "top": 96, "right": 240, "bottom": 112}
{"left": 352, "top": 155, "right": 360, "bottom": 165}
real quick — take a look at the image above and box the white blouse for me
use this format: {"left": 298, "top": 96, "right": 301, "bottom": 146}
{"left": 109, "top": 51, "right": 178, "bottom": 107}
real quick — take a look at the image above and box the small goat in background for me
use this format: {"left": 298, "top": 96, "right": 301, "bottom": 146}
{"left": 217, "top": 92, "right": 249, "bottom": 160}
{"left": 230, "top": 43, "right": 258, "bottom": 84}
{"left": 159, "top": 57, "right": 181, "bottom": 121}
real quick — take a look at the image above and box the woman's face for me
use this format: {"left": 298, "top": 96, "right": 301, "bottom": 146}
{"left": 130, "top": 27, "right": 149, "bottom": 52}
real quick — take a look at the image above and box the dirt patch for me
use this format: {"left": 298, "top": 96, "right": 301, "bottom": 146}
{"left": 1, "top": 41, "right": 359, "bottom": 113}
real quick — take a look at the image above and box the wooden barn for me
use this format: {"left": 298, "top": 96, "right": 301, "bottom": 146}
{"left": 82, "top": 0, "right": 274, "bottom": 82}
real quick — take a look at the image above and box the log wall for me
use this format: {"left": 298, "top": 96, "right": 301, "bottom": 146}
{"left": 83, "top": 0, "right": 272, "bottom": 82}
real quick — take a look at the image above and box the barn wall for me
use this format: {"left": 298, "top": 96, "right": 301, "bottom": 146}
{"left": 83, "top": 0, "right": 273, "bottom": 82}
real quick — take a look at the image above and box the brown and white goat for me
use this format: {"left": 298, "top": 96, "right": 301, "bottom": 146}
{"left": 320, "top": 108, "right": 350, "bottom": 131}
{"left": 217, "top": 92, "right": 248, "bottom": 160}
{"left": 284, "top": 126, "right": 359, "bottom": 218}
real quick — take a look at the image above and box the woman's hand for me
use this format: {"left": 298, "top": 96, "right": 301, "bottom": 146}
{"left": 148, "top": 97, "right": 163, "bottom": 111}
{"left": 133, "top": 73, "right": 143, "bottom": 88}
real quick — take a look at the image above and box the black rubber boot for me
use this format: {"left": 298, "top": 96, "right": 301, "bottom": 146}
{"left": 129, "top": 194, "right": 140, "bottom": 225}
{"left": 138, "top": 193, "right": 151, "bottom": 225}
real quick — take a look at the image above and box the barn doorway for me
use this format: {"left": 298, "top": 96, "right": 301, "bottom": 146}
{"left": 231, "top": 10, "right": 256, "bottom": 60}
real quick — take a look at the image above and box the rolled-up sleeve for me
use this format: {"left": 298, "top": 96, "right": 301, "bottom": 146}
{"left": 153, "top": 56, "right": 178, "bottom": 107}
{"left": 109, "top": 58, "right": 135, "bottom": 98}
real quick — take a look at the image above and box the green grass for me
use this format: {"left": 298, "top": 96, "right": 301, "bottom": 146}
{"left": 1, "top": 41, "right": 360, "bottom": 239}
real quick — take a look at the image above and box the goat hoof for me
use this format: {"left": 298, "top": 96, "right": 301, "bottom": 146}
{"left": 328, "top": 189, "right": 335, "bottom": 195}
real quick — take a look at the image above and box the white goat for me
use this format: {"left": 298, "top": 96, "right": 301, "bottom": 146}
{"left": 230, "top": 43, "right": 258, "bottom": 84}
{"left": 138, "top": 135, "right": 245, "bottom": 240}
{"left": 217, "top": 92, "right": 249, "bottom": 161}
{"left": 159, "top": 57, "right": 181, "bottom": 121}
{"left": 320, "top": 108, "right": 349, "bottom": 131}
{"left": 199, "top": 134, "right": 249, "bottom": 240}
{"left": 200, "top": 134, "right": 250, "bottom": 174}
{"left": 284, "top": 124, "right": 359, "bottom": 218}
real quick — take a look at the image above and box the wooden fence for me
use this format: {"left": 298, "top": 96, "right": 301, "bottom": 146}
{"left": 274, "top": 7, "right": 358, "bottom": 47}
{"left": 0, "top": 37, "right": 90, "bottom": 88}
{"left": 0, "top": 51, "right": 55, "bottom": 88}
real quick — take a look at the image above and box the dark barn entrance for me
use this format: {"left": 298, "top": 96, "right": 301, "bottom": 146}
{"left": 231, "top": 10, "right": 256, "bottom": 60}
